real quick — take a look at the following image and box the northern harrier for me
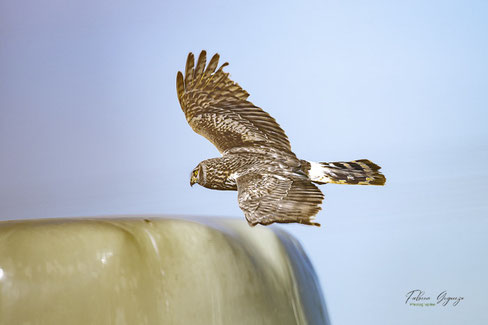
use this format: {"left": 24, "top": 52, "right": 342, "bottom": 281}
{"left": 176, "top": 51, "right": 385, "bottom": 227}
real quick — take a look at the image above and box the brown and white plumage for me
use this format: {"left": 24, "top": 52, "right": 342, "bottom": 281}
{"left": 176, "top": 51, "right": 291, "bottom": 154}
{"left": 177, "top": 51, "right": 385, "bottom": 227}
{"left": 237, "top": 173, "right": 323, "bottom": 226}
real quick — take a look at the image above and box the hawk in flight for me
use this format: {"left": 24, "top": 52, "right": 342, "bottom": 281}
{"left": 176, "top": 51, "right": 385, "bottom": 227}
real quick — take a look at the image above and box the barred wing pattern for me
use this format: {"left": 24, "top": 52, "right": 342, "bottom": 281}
{"left": 236, "top": 173, "right": 324, "bottom": 226}
{"left": 176, "top": 51, "right": 292, "bottom": 153}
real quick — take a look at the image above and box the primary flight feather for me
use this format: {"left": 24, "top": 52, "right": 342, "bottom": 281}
{"left": 177, "top": 51, "right": 385, "bottom": 227}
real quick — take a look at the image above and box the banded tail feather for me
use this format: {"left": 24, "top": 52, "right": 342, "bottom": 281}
{"left": 302, "top": 159, "right": 386, "bottom": 186}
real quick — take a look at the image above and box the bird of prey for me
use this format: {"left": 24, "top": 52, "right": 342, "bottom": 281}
{"left": 176, "top": 51, "right": 385, "bottom": 227}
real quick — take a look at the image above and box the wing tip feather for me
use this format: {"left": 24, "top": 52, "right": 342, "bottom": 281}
{"left": 184, "top": 52, "right": 195, "bottom": 88}
{"left": 176, "top": 71, "right": 184, "bottom": 101}
{"left": 195, "top": 50, "right": 207, "bottom": 79}
{"left": 204, "top": 54, "right": 218, "bottom": 76}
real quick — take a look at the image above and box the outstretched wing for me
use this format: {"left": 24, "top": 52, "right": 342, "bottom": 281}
{"left": 176, "top": 51, "right": 292, "bottom": 154}
{"left": 236, "top": 173, "right": 324, "bottom": 226}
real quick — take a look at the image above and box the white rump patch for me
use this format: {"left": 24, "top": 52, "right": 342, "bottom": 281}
{"left": 309, "top": 161, "right": 331, "bottom": 183}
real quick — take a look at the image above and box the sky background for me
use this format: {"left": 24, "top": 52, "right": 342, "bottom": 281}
{"left": 1, "top": 0, "right": 488, "bottom": 324}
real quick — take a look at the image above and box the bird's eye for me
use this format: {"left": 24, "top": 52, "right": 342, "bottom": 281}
{"left": 193, "top": 169, "right": 199, "bottom": 176}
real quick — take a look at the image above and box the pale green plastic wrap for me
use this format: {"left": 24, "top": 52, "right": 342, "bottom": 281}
{"left": 0, "top": 217, "right": 329, "bottom": 325}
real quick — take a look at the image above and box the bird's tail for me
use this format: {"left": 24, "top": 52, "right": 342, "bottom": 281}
{"left": 303, "top": 159, "right": 386, "bottom": 185}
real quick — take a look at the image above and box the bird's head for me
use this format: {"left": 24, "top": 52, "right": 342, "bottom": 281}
{"left": 190, "top": 163, "right": 205, "bottom": 187}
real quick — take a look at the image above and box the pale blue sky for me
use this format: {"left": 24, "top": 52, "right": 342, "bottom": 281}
{"left": 1, "top": 1, "right": 487, "bottom": 324}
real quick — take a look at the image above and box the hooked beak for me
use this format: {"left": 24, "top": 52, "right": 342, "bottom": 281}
{"left": 190, "top": 176, "right": 197, "bottom": 187}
